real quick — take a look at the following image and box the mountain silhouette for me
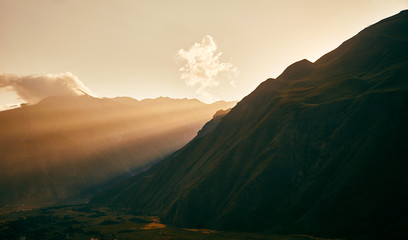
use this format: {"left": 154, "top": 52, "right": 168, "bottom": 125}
{"left": 90, "top": 10, "right": 408, "bottom": 239}
{"left": 0, "top": 95, "right": 235, "bottom": 205}
{"left": 196, "top": 108, "right": 231, "bottom": 138}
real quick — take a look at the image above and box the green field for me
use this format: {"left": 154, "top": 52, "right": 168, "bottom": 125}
{"left": 0, "top": 205, "right": 340, "bottom": 240}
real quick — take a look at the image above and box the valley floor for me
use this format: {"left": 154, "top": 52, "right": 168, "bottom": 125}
{"left": 0, "top": 204, "right": 340, "bottom": 240}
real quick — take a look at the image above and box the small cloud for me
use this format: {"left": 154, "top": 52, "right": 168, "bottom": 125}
{"left": 0, "top": 72, "right": 94, "bottom": 103}
{"left": 177, "top": 35, "right": 238, "bottom": 102}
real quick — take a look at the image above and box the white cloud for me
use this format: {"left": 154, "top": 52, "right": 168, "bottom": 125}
{"left": 177, "top": 35, "right": 238, "bottom": 102}
{"left": 0, "top": 72, "right": 94, "bottom": 103}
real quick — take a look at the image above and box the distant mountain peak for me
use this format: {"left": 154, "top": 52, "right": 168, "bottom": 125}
{"left": 36, "top": 93, "right": 96, "bottom": 105}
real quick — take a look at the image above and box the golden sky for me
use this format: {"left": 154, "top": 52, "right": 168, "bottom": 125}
{"left": 0, "top": 0, "right": 407, "bottom": 108}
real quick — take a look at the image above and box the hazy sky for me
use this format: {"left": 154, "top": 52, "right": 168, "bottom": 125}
{"left": 1, "top": 0, "right": 407, "bottom": 107}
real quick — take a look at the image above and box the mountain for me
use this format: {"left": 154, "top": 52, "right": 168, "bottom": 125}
{"left": 90, "top": 10, "right": 408, "bottom": 239}
{"left": 0, "top": 95, "right": 235, "bottom": 205}
{"left": 196, "top": 108, "right": 231, "bottom": 138}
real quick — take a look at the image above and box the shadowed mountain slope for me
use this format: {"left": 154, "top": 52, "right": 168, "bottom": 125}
{"left": 0, "top": 96, "right": 235, "bottom": 205}
{"left": 196, "top": 108, "right": 231, "bottom": 138}
{"left": 90, "top": 10, "right": 408, "bottom": 239}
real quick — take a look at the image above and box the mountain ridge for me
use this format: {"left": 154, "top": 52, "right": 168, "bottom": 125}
{"left": 0, "top": 95, "right": 236, "bottom": 205}
{"left": 90, "top": 10, "right": 408, "bottom": 239}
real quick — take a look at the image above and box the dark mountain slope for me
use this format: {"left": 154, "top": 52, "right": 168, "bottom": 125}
{"left": 90, "top": 10, "right": 408, "bottom": 238}
{"left": 0, "top": 96, "right": 235, "bottom": 205}
{"left": 196, "top": 108, "right": 231, "bottom": 138}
